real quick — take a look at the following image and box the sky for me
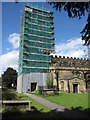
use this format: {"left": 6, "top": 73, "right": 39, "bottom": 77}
{"left": 0, "top": 1, "right": 89, "bottom": 76}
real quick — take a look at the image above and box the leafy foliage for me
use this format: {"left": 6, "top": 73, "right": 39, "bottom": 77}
{"left": 48, "top": 2, "right": 90, "bottom": 45}
{"left": 0, "top": 77, "right": 2, "bottom": 86}
{"left": 2, "top": 89, "right": 18, "bottom": 100}
{"left": 2, "top": 67, "right": 17, "bottom": 89}
{"left": 46, "top": 74, "right": 53, "bottom": 89}
{"left": 81, "top": 14, "right": 90, "bottom": 45}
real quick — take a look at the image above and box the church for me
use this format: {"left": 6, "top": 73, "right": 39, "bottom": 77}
{"left": 49, "top": 55, "right": 90, "bottom": 93}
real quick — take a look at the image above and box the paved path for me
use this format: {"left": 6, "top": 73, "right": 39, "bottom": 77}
{"left": 24, "top": 93, "right": 88, "bottom": 118}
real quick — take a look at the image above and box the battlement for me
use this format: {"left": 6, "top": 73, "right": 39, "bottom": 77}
{"left": 51, "top": 55, "right": 89, "bottom": 61}
{"left": 50, "top": 55, "right": 90, "bottom": 68}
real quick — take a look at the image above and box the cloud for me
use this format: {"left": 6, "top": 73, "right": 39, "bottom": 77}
{"left": 6, "top": 48, "right": 9, "bottom": 51}
{"left": 0, "top": 50, "right": 19, "bottom": 77}
{"left": 9, "top": 33, "right": 20, "bottom": 49}
{"left": 0, "top": 33, "right": 19, "bottom": 77}
{"left": 0, "top": 36, "right": 88, "bottom": 77}
{"left": 51, "top": 38, "right": 88, "bottom": 58}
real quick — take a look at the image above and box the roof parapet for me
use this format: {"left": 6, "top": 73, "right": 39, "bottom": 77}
{"left": 51, "top": 55, "right": 89, "bottom": 61}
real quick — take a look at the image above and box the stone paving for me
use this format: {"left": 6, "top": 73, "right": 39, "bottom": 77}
{"left": 24, "top": 93, "right": 88, "bottom": 118}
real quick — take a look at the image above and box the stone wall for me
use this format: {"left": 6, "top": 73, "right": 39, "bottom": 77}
{"left": 49, "top": 56, "right": 90, "bottom": 93}
{"left": 50, "top": 55, "right": 90, "bottom": 68}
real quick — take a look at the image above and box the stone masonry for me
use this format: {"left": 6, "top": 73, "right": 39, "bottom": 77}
{"left": 49, "top": 55, "right": 90, "bottom": 93}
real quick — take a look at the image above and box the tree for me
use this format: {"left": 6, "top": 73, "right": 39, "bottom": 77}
{"left": 2, "top": 67, "right": 17, "bottom": 89}
{"left": 81, "top": 14, "right": 90, "bottom": 45}
{"left": 0, "top": 77, "right": 2, "bottom": 88}
{"left": 46, "top": 74, "right": 53, "bottom": 89}
{"left": 48, "top": 2, "right": 90, "bottom": 45}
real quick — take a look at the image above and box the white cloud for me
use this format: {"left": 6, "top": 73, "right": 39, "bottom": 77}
{"left": 9, "top": 33, "right": 20, "bottom": 49}
{"left": 0, "top": 33, "right": 20, "bottom": 77}
{"left": 6, "top": 48, "right": 9, "bottom": 51}
{"left": 0, "top": 36, "right": 88, "bottom": 77}
{"left": 51, "top": 38, "right": 88, "bottom": 59}
{"left": 0, "top": 50, "right": 19, "bottom": 77}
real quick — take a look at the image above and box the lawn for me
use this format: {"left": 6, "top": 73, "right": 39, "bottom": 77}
{"left": 33, "top": 91, "right": 89, "bottom": 114}
{"left": 2, "top": 89, "right": 50, "bottom": 112}
{"left": 2, "top": 89, "right": 64, "bottom": 119}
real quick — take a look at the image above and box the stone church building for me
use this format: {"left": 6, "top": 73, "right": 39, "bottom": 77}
{"left": 49, "top": 56, "right": 90, "bottom": 93}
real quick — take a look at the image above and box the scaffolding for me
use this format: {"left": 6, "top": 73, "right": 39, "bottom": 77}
{"left": 18, "top": 4, "right": 54, "bottom": 76}
{"left": 17, "top": 4, "right": 55, "bottom": 92}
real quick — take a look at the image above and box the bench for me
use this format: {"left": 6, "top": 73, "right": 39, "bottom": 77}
{"left": 2, "top": 100, "right": 32, "bottom": 110}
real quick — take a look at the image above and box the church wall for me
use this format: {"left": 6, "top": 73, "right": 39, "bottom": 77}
{"left": 49, "top": 56, "right": 90, "bottom": 93}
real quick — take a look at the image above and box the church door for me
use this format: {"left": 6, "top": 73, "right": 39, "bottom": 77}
{"left": 73, "top": 84, "right": 78, "bottom": 93}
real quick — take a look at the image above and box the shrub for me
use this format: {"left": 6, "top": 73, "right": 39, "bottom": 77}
{"left": 46, "top": 74, "right": 53, "bottom": 89}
